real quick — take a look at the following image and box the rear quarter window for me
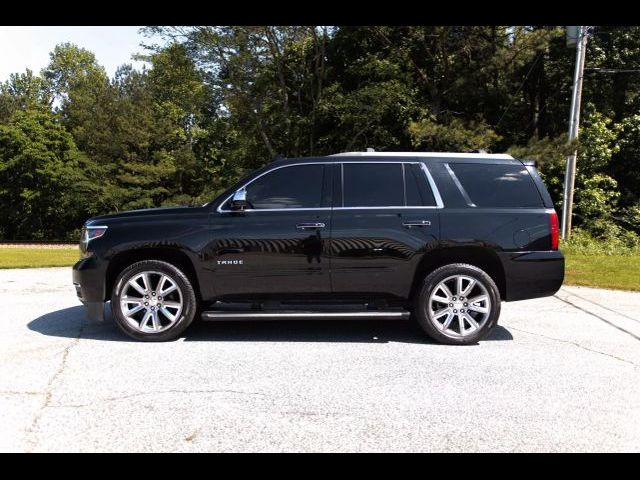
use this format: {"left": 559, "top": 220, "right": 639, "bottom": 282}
{"left": 448, "top": 163, "right": 543, "bottom": 208}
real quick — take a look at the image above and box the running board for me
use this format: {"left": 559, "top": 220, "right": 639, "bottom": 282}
{"left": 201, "top": 310, "right": 411, "bottom": 321}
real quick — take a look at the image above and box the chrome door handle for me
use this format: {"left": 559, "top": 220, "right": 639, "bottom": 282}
{"left": 402, "top": 220, "right": 431, "bottom": 227}
{"left": 296, "top": 222, "right": 326, "bottom": 230}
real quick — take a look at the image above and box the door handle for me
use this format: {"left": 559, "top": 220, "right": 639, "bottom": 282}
{"left": 296, "top": 222, "right": 326, "bottom": 230}
{"left": 217, "top": 247, "right": 244, "bottom": 254}
{"left": 402, "top": 220, "right": 431, "bottom": 227}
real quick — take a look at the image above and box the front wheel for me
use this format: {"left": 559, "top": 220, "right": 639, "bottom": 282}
{"left": 414, "top": 263, "right": 501, "bottom": 345}
{"left": 111, "top": 260, "right": 197, "bottom": 341}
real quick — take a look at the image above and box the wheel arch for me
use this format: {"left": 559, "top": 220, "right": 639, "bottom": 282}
{"left": 105, "top": 247, "right": 201, "bottom": 302}
{"left": 410, "top": 246, "right": 506, "bottom": 301}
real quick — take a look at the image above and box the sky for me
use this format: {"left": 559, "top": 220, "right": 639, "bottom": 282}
{"left": 0, "top": 26, "right": 149, "bottom": 81}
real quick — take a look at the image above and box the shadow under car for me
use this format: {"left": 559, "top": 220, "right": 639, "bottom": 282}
{"left": 27, "top": 304, "right": 513, "bottom": 344}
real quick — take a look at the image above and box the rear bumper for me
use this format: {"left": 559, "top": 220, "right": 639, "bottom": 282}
{"left": 72, "top": 256, "right": 107, "bottom": 321}
{"left": 500, "top": 250, "right": 564, "bottom": 302}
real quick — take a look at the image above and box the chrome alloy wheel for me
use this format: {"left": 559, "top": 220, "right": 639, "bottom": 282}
{"left": 427, "top": 274, "right": 491, "bottom": 339}
{"left": 119, "top": 271, "right": 184, "bottom": 333}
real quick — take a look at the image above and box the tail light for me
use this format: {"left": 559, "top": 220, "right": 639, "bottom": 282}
{"left": 549, "top": 211, "right": 559, "bottom": 250}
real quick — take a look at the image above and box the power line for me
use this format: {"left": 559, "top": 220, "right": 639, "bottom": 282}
{"left": 585, "top": 68, "right": 640, "bottom": 73}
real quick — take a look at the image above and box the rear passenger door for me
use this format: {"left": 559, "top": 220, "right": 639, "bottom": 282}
{"left": 329, "top": 161, "right": 442, "bottom": 298}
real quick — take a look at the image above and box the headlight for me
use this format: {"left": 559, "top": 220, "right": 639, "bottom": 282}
{"left": 80, "top": 225, "right": 108, "bottom": 254}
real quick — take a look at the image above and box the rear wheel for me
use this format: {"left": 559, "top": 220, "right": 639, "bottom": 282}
{"left": 414, "top": 263, "right": 500, "bottom": 345}
{"left": 111, "top": 260, "right": 197, "bottom": 341}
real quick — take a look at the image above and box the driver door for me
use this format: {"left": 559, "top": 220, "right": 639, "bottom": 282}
{"left": 208, "top": 163, "right": 333, "bottom": 297}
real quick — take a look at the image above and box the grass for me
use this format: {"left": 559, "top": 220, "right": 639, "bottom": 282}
{"left": 562, "top": 253, "right": 640, "bottom": 292}
{"left": 558, "top": 228, "right": 640, "bottom": 291}
{"left": 0, "top": 247, "right": 79, "bottom": 269}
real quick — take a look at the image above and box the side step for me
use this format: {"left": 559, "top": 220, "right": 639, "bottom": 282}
{"left": 201, "top": 310, "right": 411, "bottom": 321}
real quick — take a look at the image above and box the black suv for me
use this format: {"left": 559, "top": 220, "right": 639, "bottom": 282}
{"left": 72, "top": 152, "right": 564, "bottom": 345}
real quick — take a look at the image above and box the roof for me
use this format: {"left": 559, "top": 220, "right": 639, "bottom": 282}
{"left": 328, "top": 151, "right": 514, "bottom": 160}
{"left": 268, "top": 151, "right": 520, "bottom": 167}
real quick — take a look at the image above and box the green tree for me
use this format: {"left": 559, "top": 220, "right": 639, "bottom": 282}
{"left": 408, "top": 116, "right": 501, "bottom": 152}
{"left": 613, "top": 114, "right": 640, "bottom": 206}
{"left": 0, "top": 70, "right": 51, "bottom": 122}
{"left": 143, "top": 26, "right": 332, "bottom": 162}
{"left": 584, "top": 26, "right": 640, "bottom": 122}
{"left": 2, "top": 27, "right": 640, "bottom": 241}
{"left": 509, "top": 112, "right": 621, "bottom": 236}
{"left": 0, "top": 108, "right": 98, "bottom": 239}
{"left": 42, "top": 43, "right": 109, "bottom": 106}
{"left": 145, "top": 43, "right": 232, "bottom": 204}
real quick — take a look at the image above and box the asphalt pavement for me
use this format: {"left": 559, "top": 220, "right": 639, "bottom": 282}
{"left": 1, "top": 267, "right": 639, "bottom": 452}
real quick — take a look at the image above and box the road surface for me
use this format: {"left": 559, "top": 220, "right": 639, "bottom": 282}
{"left": 1, "top": 267, "right": 639, "bottom": 452}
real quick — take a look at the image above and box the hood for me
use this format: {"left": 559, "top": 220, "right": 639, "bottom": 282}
{"left": 85, "top": 205, "right": 205, "bottom": 225}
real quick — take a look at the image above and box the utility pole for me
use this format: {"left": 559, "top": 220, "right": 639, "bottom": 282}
{"left": 561, "top": 26, "right": 588, "bottom": 239}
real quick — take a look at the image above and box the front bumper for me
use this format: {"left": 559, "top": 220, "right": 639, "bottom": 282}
{"left": 72, "top": 256, "right": 107, "bottom": 321}
{"left": 500, "top": 250, "right": 565, "bottom": 302}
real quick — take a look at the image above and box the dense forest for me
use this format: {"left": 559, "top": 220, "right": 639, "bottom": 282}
{"left": 1, "top": 26, "right": 640, "bottom": 243}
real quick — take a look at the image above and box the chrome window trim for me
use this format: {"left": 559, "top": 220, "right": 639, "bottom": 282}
{"left": 340, "top": 161, "right": 443, "bottom": 209}
{"left": 444, "top": 163, "right": 476, "bottom": 207}
{"left": 337, "top": 161, "right": 431, "bottom": 164}
{"left": 341, "top": 162, "right": 344, "bottom": 208}
{"left": 221, "top": 207, "right": 333, "bottom": 213}
{"left": 216, "top": 160, "right": 445, "bottom": 213}
{"left": 216, "top": 162, "right": 331, "bottom": 213}
{"left": 222, "top": 206, "right": 438, "bottom": 213}
{"left": 418, "top": 163, "right": 444, "bottom": 209}
{"left": 401, "top": 163, "right": 408, "bottom": 206}
{"left": 333, "top": 206, "right": 439, "bottom": 210}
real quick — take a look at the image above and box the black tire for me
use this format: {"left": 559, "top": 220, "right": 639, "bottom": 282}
{"left": 111, "top": 260, "right": 197, "bottom": 341}
{"left": 413, "top": 263, "right": 501, "bottom": 345}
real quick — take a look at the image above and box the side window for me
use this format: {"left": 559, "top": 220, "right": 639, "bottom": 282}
{"left": 406, "top": 164, "right": 436, "bottom": 207}
{"left": 448, "top": 163, "right": 543, "bottom": 208}
{"left": 343, "top": 163, "right": 403, "bottom": 207}
{"left": 243, "top": 164, "right": 325, "bottom": 210}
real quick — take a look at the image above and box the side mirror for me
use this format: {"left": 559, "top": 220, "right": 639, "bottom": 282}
{"left": 230, "top": 188, "right": 249, "bottom": 211}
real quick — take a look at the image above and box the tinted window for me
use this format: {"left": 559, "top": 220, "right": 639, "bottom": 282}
{"left": 449, "top": 163, "right": 543, "bottom": 208}
{"left": 406, "top": 164, "right": 436, "bottom": 207}
{"left": 244, "top": 164, "right": 324, "bottom": 209}
{"left": 343, "top": 163, "right": 403, "bottom": 207}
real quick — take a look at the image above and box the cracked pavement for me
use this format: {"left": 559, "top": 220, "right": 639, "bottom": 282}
{"left": 1, "top": 267, "right": 639, "bottom": 452}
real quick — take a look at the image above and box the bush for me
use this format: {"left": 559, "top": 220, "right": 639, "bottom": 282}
{"left": 561, "top": 227, "right": 640, "bottom": 256}
{"left": 620, "top": 204, "right": 640, "bottom": 232}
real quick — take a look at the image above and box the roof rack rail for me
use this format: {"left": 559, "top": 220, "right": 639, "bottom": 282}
{"left": 328, "top": 151, "right": 514, "bottom": 159}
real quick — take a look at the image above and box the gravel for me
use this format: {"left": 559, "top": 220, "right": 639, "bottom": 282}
{"left": 1, "top": 267, "right": 639, "bottom": 452}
